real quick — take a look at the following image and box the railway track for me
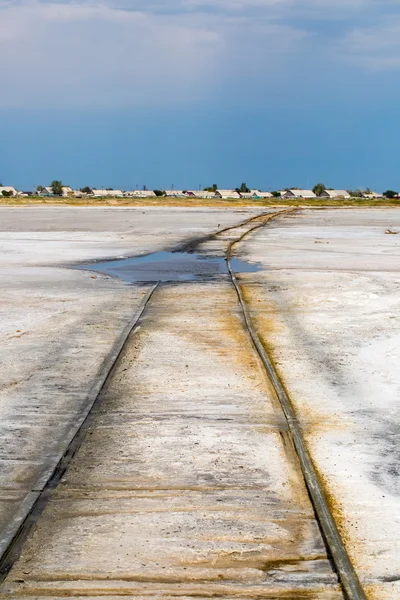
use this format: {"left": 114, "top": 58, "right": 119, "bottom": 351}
{"left": 0, "top": 284, "right": 159, "bottom": 583}
{"left": 0, "top": 209, "right": 366, "bottom": 599}
{"left": 226, "top": 212, "right": 367, "bottom": 600}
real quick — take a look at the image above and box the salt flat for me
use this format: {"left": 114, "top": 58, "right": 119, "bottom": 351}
{"left": 0, "top": 208, "right": 341, "bottom": 599}
{"left": 1, "top": 280, "right": 340, "bottom": 599}
{"left": 238, "top": 208, "right": 400, "bottom": 600}
{"left": 1, "top": 206, "right": 399, "bottom": 600}
{"left": 0, "top": 206, "right": 261, "bottom": 555}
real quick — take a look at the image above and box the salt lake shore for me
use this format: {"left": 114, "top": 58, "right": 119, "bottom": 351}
{"left": 0, "top": 206, "right": 399, "bottom": 600}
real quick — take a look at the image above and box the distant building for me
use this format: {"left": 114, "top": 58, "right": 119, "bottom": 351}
{"left": 0, "top": 186, "right": 18, "bottom": 196}
{"left": 124, "top": 190, "right": 156, "bottom": 197}
{"left": 283, "top": 189, "right": 316, "bottom": 199}
{"left": 92, "top": 189, "right": 124, "bottom": 197}
{"left": 251, "top": 190, "right": 273, "bottom": 198}
{"left": 40, "top": 187, "right": 53, "bottom": 196}
{"left": 362, "top": 192, "right": 383, "bottom": 199}
{"left": 72, "top": 189, "right": 89, "bottom": 197}
{"left": 238, "top": 190, "right": 273, "bottom": 199}
{"left": 164, "top": 190, "right": 185, "bottom": 197}
{"left": 39, "top": 186, "right": 73, "bottom": 196}
{"left": 319, "top": 190, "right": 351, "bottom": 199}
{"left": 215, "top": 189, "right": 241, "bottom": 199}
{"left": 186, "top": 190, "right": 216, "bottom": 198}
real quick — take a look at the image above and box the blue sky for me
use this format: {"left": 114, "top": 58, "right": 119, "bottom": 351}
{"left": 1, "top": 0, "right": 400, "bottom": 191}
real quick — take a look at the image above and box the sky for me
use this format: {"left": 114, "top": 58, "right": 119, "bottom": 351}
{"left": 1, "top": 0, "right": 400, "bottom": 191}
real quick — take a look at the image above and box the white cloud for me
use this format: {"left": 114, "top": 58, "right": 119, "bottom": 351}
{"left": 0, "top": 2, "right": 225, "bottom": 107}
{"left": 344, "top": 18, "right": 400, "bottom": 70}
{"left": 0, "top": 0, "right": 312, "bottom": 107}
{"left": 1, "top": 0, "right": 399, "bottom": 108}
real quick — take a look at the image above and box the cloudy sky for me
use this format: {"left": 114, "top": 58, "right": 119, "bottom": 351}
{"left": 1, "top": 0, "right": 400, "bottom": 190}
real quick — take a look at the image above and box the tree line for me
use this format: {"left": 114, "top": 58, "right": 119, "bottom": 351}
{"left": 2, "top": 180, "right": 399, "bottom": 198}
{"left": 312, "top": 183, "right": 397, "bottom": 198}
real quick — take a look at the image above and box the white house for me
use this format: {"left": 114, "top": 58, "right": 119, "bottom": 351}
{"left": 215, "top": 189, "right": 241, "bottom": 199}
{"left": 164, "top": 190, "right": 185, "bottom": 197}
{"left": 319, "top": 190, "right": 351, "bottom": 199}
{"left": 92, "top": 189, "right": 124, "bottom": 197}
{"left": 0, "top": 186, "right": 18, "bottom": 196}
{"left": 41, "top": 187, "right": 53, "bottom": 195}
{"left": 283, "top": 189, "right": 316, "bottom": 199}
{"left": 39, "top": 186, "right": 72, "bottom": 196}
{"left": 363, "top": 192, "right": 383, "bottom": 199}
{"left": 240, "top": 191, "right": 272, "bottom": 199}
{"left": 188, "top": 190, "right": 216, "bottom": 198}
{"left": 124, "top": 190, "right": 156, "bottom": 197}
{"left": 251, "top": 190, "right": 273, "bottom": 198}
{"left": 72, "top": 189, "right": 89, "bottom": 197}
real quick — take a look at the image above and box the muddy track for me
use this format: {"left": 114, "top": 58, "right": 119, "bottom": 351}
{"left": 0, "top": 211, "right": 279, "bottom": 579}
{"left": 225, "top": 210, "right": 367, "bottom": 600}
{"left": 0, "top": 208, "right": 365, "bottom": 599}
{"left": 0, "top": 286, "right": 159, "bottom": 581}
{"left": 174, "top": 209, "right": 281, "bottom": 254}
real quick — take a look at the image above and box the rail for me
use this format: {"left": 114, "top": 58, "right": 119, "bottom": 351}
{"left": 226, "top": 209, "right": 367, "bottom": 600}
{"left": 0, "top": 284, "right": 159, "bottom": 582}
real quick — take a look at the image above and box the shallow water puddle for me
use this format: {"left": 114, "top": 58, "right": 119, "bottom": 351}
{"left": 80, "top": 251, "right": 260, "bottom": 283}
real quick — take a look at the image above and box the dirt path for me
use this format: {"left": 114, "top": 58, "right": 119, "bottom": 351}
{"left": 1, "top": 279, "right": 342, "bottom": 599}
{"left": 0, "top": 211, "right": 344, "bottom": 599}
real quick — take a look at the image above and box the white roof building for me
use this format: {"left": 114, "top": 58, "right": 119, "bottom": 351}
{"left": 283, "top": 189, "right": 316, "bottom": 199}
{"left": 71, "top": 189, "right": 93, "bottom": 197}
{"left": 240, "top": 191, "right": 271, "bottom": 199}
{"left": 215, "top": 189, "right": 241, "bottom": 199}
{"left": 0, "top": 186, "right": 18, "bottom": 196}
{"left": 62, "top": 186, "right": 73, "bottom": 196}
{"left": 164, "top": 190, "right": 185, "bottom": 197}
{"left": 363, "top": 192, "right": 383, "bottom": 199}
{"left": 39, "top": 186, "right": 72, "bottom": 196}
{"left": 251, "top": 190, "right": 273, "bottom": 198}
{"left": 189, "top": 190, "right": 216, "bottom": 198}
{"left": 92, "top": 189, "right": 124, "bottom": 197}
{"left": 124, "top": 190, "right": 156, "bottom": 197}
{"left": 319, "top": 190, "right": 351, "bottom": 199}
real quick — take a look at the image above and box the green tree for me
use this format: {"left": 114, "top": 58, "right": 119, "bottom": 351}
{"left": 36, "top": 185, "right": 44, "bottom": 193}
{"left": 1, "top": 190, "right": 12, "bottom": 197}
{"left": 204, "top": 184, "right": 218, "bottom": 192}
{"left": 80, "top": 186, "right": 93, "bottom": 195}
{"left": 347, "top": 189, "right": 363, "bottom": 198}
{"left": 51, "top": 180, "right": 63, "bottom": 196}
{"left": 312, "top": 183, "right": 326, "bottom": 196}
{"left": 236, "top": 182, "right": 250, "bottom": 193}
{"left": 271, "top": 191, "right": 280, "bottom": 197}
{"left": 383, "top": 190, "right": 398, "bottom": 199}
{"left": 153, "top": 190, "right": 165, "bottom": 197}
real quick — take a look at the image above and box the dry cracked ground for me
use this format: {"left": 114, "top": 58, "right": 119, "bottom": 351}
{"left": 0, "top": 206, "right": 399, "bottom": 600}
